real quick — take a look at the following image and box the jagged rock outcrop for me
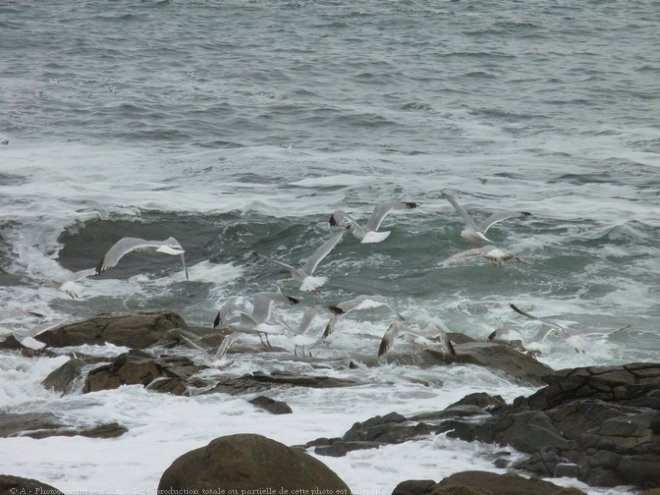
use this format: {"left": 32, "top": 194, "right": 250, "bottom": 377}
{"left": 440, "top": 363, "right": 660, "bottom": 489}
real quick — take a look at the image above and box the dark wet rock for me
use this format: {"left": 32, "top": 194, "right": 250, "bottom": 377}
{"left": 0, "top": 334, "right": 25, "bottom": 350}
{"left": 306, "top": 412, "right": 431, "bottom": 456}
{"left": 158, "top": 433, "right": 350, "bottom": 493}
{"left": 435, "top": 471, "right": 587, "bottom": 494}
{"left": 0, "top": 334, "right": 50, "bottom": 357}
{"left": 441, "top": 363, "right": 660, "bottom": 489}
{"left": 0, "top": 412, "right": 127, "bottom": 439}
{"left": 0, "top": 412, "right": 64, "bottom": 438}
{"left": 392, "top": 471, "right": 587, "bottom": 495}
{"left": 36, "top": 310, "right": 187, "bottom": 349}
{"left": 42, "top": 358, "right": 86, "bottom": 394}
{"left": 0, "top": 474, "right": 64, "bottom": 495}
{"left": 82, "top": 350, "right": 199, "bottom": 395}
{"left": 206, "top": 371, "right": 357, "bottom": 396}
{"left": 372, "top": 336, "right": 553, "bottom": 386}
{"left": 249, "top": 395, "right": 293, "bottom": 415}
{"left": 392, "top": 480, "right": 437, "bottom": 495}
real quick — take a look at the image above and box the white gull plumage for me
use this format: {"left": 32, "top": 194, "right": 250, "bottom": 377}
{"left": 329, "top": 201, "right": 418, "bottom": 244}
{"left": 322, "top": 294, "right": 401, "bottom": 339}
{"left": 441, "top": 191, "right": 531, "bottom": 244}
{"left": 95, "top": 236, "right": 189, "bottom": 281}
{"left": 377, "top": 317, "right": 456, "bottom": 357}
{"left": 252, "top": 228, "right": 346, "bottom": 292}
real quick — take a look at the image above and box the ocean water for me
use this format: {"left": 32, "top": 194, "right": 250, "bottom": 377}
{"left": 1, "top": 1, "right": 659, "bottom": 494}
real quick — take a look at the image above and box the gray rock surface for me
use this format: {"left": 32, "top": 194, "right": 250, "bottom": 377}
{"left": 158, "top": 434, "right": 350, "bottom": 493}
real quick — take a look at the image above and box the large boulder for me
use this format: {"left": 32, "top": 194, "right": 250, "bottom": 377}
{"left": 35, "top": 310, "right": 187, "bottom": 349}
{"left": 158, "top": 434, "right": 350, "bottom": 493}
{"left": 0, "top": 475, "right": 64, "bottom": 495}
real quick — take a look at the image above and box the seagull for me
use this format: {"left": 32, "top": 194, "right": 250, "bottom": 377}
{"left": 441, "top": 191, "right": 531, "bottom": 244}
{"left": 444, "top": 246, "right": 530, "bottom": 267}
{"left": 329, "top": 201, "right": 419, "bottom": 243}
{"left": 322, "top": 294, "right": 402, "bottom": 339}
{"left": 509, "top": 303, "right": 586, "bottom": 353}
{"left": 252, "top": 228, "right": 346, "bottom": 292}
{"left": 288, "top": 304, "right": 344, "bottom": 356}
{"left": 213, "top": 291, "right": 300, "bottom": 328}
{"left": 58, "top": 268, "right": 97, "bottom": 299}
{"left": 377, "top": 318, "right": 456, "bottom": 357}
{"left": 213, "top": 291, "right": 300, "bottom": 355}
{"left": 95, "top": 236, "right": 189, "bottom": 281}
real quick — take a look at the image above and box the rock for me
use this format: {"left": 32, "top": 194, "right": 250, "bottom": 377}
{"left": 206, "top": 372, "right": 357, "bottom": 396}
{"left": 392, "top": 480, "right": 437, "bottom": 495}
{"left": 307, "top": 412, "right": 430, "bottom": 456}
{"left": 0, "top": 412, "right": 64, "bottom": 438}
{"left": 0, "top": 475, "right": 64, "bottom": 495}
{"left": 0, "top": 411, "right": 126, "bottom": 439}
{"left": 249, "top": 396, "right": 293, "bottom": 414}
{"left": 36, "top": 310, "right": 187, "bottom": 349}
{"left": 434, "top": 471, "right": 588, "bottom": 495}
{"left": 158, "top": 433, "right": 350, "bottom": 493}
{"left": 42, "top": 358, "right": 86, "bottom": 394}
{"left": 441, "top": 363, "right": 660, "bottom": 489}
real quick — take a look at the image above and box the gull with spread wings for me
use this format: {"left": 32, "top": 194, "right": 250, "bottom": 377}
{"left": 442, "top": 191, "right": 531, "bottom": 244}
{"left": 95, "top": 236, "right": 189, "bottom": 281}
{"left": 329, "top": 201, "right": 418, "bottom": 244}
{"left": 252, "top": 228, "right": 346, "bottom": 292}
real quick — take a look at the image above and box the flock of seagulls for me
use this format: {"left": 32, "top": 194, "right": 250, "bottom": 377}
{"left": 8, "top": 190, "right": 588, "bottom": 361}
{"left": 200, "top": 192, "right": 536, "bottom": 360}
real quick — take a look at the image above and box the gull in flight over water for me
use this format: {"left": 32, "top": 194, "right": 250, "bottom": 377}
{"left": 58, "top": 268, "right": 97, "bottom": 299}
{"left": 509, "top": 303, "right": 587, "bottom": 353}
{"left": 329, "top": 201, "right": 419, "bottom": 243}
{"left": 288, "top": 304, "right": 344, "bottom": 357}
{"left": 252, "top": 228, "right": 346, "bottom": 292}
{"left": 214, "top": 291, "right": 300, "bottom": 356}
{"left": 377, "top": 317, "right": 456, "bottom": 358}
{"left": 444, "top": 246, "right": 530, "bottom": 267}
{"left": 442, "top": 191, "right": 531, "bottom": 244}
{"left": 322, "top": 294, "right": 402, "bottom": 339}
{"left": 213, "top": 291, "right": 299, "bottom": 328}
{"left": 95, "top": 236, "right": 189, "bottom": 281}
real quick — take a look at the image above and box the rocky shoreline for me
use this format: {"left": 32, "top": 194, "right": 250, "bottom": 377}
{"left": 2, "top": 310, "right": 658, "bottom": 494}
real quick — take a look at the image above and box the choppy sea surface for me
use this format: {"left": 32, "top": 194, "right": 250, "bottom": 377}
{"left": 1, "top": 1, "right": 659, "bottom": 494}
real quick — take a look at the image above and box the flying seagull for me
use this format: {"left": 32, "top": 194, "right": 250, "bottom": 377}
{"left": 213, "top": 291, "right": 300, "bottom": 354}
{"left": 509, "top": 303, "right": 586, "bottom": 353}
{"left": 252, "top": 228, "right": 346, "bottom": 292}
{"left": 322, "top": 294, "right": 401, "bottom": 339}
{"left": 377, "top": 318, "right": 456, "bottom": 357}
{"left": 288, "top": 304, "right": 344, "bottom": 356}
{"left": 213, "top": 291, "right": 300, "bottom": 328}
{"left": 441, "top": 191, "right": 531, "bottom": 244}
{"left": 95, "top": 236, "right": 189, "bottom": 281}
{"left": 329, "top": 201, "right": 419, "bottom": 243}
{"left": 444, "top": 246, "right": 530, "bottom": 267}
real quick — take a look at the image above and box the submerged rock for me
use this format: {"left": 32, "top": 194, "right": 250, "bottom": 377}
{"left": 158, "top": 433, "right": 350, "bottom": 493}
{"left": 249, "top": 395, "right": 293, "bottom": 414}
{"left": 0, "top": 412, "right": 127, "bottom": 439}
